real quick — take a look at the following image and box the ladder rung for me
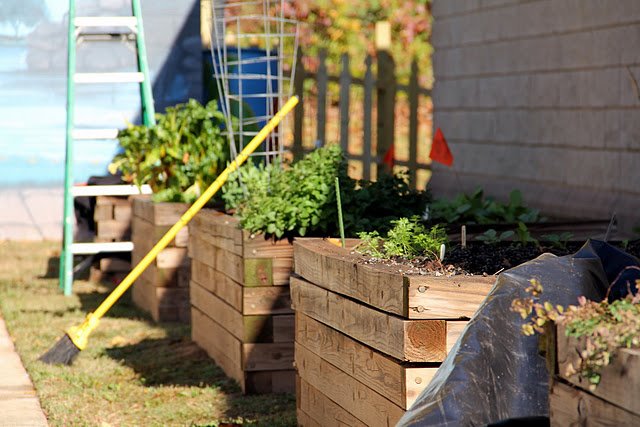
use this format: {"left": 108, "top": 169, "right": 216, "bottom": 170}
{"left": 71, "top": 184, "right": 153, "bottom": 197}
{"left": 72, "top": 129, "right": 120, "bottom": 140}
{"left": 74, "top": 72, "right": 144, "bottom": 84}
{"left": 75, "top": 17, "right": 138, "bottom": 28}
{"left": 71, "top": 242, "right": 134, "bottom": 255}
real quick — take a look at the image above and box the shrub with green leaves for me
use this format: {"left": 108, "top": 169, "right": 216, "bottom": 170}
{"left": 224, "top": 145, "right": 344, "bottom": 238}
{"left": 223, "top": 145, "right": 432, "bottom": 239}
{"left": 110, "top": 99, "right": 229, "bottom": 203}
{"left": 357, "top": 217, "right": 447, "bottom": 261}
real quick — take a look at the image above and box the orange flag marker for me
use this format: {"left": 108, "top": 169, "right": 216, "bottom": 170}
{"left": 429, "top": 128, "right": 453, "bottom": 166}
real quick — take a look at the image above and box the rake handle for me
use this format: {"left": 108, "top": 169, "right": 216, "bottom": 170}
{"left": 92, "top": 96, "right": 299, "bottom": 320}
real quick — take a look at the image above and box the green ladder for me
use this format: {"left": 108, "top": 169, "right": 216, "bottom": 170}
{"left": 60, "top": 0, "right": 156, "bottom": 296}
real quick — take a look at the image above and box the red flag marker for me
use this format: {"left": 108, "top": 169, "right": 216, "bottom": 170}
{"left": 429, "top": 128, "right": 453, "bottom": 166}
{"left": 383, "top": 144, "right": 395, "bottom": 168}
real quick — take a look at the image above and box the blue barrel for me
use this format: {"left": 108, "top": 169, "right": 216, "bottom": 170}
{"left": 204, "top": 47, "right": 279, "bottom": 129}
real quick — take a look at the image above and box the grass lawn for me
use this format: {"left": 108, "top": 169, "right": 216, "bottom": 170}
{"left": 0, "top": 241, "right": 296, "bottom": 426}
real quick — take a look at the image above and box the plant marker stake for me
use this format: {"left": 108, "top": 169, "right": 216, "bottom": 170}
{"left": 39, "top": 96, "right": 299, "bottom": 365}
{"left": 335, "top": 177, "right": 346, "bottom": 248}
{"left": 461, "top": 225, "right": 467, "bottom": 249}
{"left": 439, "top": 243, "right": 446, "bottom": 261}
{"left": 604, "top": 212, "right": 616, "bottom": 242}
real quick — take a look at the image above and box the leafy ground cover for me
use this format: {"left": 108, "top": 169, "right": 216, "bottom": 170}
{"left": 0, "top": 241, "right": 295, "bottom": 427}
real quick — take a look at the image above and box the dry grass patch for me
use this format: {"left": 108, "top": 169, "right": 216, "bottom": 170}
{"left": 0, "top": 241, "right": 295, "bottom": 427}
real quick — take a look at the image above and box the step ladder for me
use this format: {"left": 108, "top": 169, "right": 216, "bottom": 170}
{"left": 60, "top": 0, "right": 156, "bottom": 295}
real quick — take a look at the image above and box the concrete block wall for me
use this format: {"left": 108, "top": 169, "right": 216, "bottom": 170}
{"left": 430, "top": 0, "right": 640, "bottom": 229}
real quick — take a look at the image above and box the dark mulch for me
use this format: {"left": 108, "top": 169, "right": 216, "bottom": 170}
{"left": 445, "top": 240, "right": 640, "bottom": 275}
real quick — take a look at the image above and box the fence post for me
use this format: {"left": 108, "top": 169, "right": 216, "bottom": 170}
{"left": 408, "top": 59, "right": 419, "bottom": 188}
{"left": 363, "top": 55, "right": 374, "bottom": 181}
{"left": 293, "top": 47, "right": 305, "bottom": 160}
{"left": 316, "top": 49, "right": 328, "bottom": 147}
{"left": 339, "top": 53, "right": 351, "bottom": 153}
{"left": 376, "top": 50, "right": 396, "bottom": 176}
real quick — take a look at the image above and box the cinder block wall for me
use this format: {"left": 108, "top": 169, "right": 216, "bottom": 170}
{"left": 430, "top": 0, "right": 640, "bottom": 229}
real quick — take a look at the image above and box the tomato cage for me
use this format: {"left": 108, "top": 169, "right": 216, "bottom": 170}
{"left": 208, "top": 0, "right": 300, "bottom": 163}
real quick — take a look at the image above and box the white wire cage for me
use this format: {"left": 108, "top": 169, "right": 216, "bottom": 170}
{"left": 209, "top": 0, "right": 300, "bottom": 163}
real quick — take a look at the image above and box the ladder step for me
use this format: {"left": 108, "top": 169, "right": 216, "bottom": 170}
{"left": 75, "top": 16, "right": 138, "bottom": 28}
{"left": 71, "top": 241, "right": 134, "bottom": 255}
{"left": 72, "top": 128, "right": 120, "bottom": 140}
{"left": 74, "top": 72, "right": 144, "bottom": 84}
{"left": 71, "top": 184, "right": 153, "bottom": 197}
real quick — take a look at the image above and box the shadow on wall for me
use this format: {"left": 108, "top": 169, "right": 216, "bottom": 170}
{"left": 148, "top": 0, "right": 203, "bottom": 114}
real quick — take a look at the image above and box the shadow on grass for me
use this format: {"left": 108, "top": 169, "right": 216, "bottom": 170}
{"left": 104, "top": 337, "right": 238, "bottom": 390}
{"left": 77, "top": 287, "right": 147, "bottom": 320}
{"left": 39, "top": 255, "right": 92, "bottom": 281}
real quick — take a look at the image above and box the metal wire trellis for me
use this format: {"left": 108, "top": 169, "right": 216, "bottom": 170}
{"left": 209, "top": 0, "right": 299, "bottom": 164}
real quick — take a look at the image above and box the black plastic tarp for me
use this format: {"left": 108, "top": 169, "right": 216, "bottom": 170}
{"left": 398, "top": 240, "right": 639, "bottom": 427}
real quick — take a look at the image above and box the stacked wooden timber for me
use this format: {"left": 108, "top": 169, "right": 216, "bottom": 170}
{"left": 131, "top": 196, "right": 191, "bottom": 323}
{"left": 90, "top": 195, "right": 132, "bottom": 282}
{"left": 189, "top": 209, "right": 295, "bottom": 394}
{"left": 549, "top": 325, "right": 640, "bottom": 425}
{"left": 292, "top": 238, "right": 495, "bottom": 426}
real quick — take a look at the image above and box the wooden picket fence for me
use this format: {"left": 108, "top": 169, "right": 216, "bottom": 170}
{"left": 290, "top": 48, "right": 433, "bottom": 189}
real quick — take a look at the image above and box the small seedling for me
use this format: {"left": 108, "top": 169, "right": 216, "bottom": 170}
{"left": 475, "top": 229, "right": 515, "bottom": 245}
{"left": 541, "top": 232, "right": 574, "bottom": 250}
{"left": 357, "top": 217, "right": 447, "bottom": 261}
{"left": 515, "top": 222, "right": 538, "bottom": 246}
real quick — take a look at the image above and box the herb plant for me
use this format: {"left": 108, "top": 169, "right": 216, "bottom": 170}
{"left": 225, "top": 145, "right": 343, "bottom": 238}
{"left": 110, "top": 99, "right": 228, "bottom": 203}
{"left": 357, "top": 217, "right": 447, "bottom": 261}
{"left": 511, "top": 280, "right": 640, "bottom": 388}
{"left": 223, "top": 145, "right": 431, "bottom": 239}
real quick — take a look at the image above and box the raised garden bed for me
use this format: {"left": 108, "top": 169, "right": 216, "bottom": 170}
{"left": 292, "top": 238, "right": 495, "bottom": 426}
{"left": 90, "top": 195, "right": 132, "bottom": 283}
{"left": 131, "top": 196, "right": 191, "bottom": 323}
{"left": 189, "top": 209, "right": 295, "bottom": 394}
{"left": 548, "top": 325, "right": 640, "bottom": 425}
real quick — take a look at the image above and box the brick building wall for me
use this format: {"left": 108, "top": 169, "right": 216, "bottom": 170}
{"left": 430, "top": 0, "right": 640, "bottom": 229}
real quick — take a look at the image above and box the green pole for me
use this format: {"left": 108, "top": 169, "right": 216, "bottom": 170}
{"left": 132, "top": 0, "right": 156, "bottom": 126}
{"left": 335, "top": 177, "right": 346, "bottom": 248}
{"left": 60, "top": 0, "right": 76, "bottom": 295}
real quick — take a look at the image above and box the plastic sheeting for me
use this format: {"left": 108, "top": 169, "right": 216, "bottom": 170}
{"left": 398, "top": 240, "right": 638, "bottom": 427}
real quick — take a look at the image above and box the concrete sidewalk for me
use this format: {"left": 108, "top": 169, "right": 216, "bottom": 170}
{"left": 0, "top": 317, "right": 48, "bottom": 426}
{"left": 0, "top": 187, "right": 62, "bottom": 241}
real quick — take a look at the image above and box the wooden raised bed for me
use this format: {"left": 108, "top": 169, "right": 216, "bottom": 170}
{"left": 90, "top": 195, "right": 132, "bottom": 282}
{"left": 292, "top": 238, "right": 495, "bottom": 427}
{"left": 189, "top": 209, "right": 295, "bottom": 394}
{"left": 548, "top": 325, "right": 640, "bottom": 425}
{"left": 131, "top": 196, "right": 191, "bottom": 323}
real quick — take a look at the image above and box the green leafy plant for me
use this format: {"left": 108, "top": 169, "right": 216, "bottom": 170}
{"left": 428, "top": 188, "right": 541, "bottom": 225}
{"left": 223, "top": 146, "right": 431, "bottom": 239}
{"left": 357, "top": 216, "right": 447, "bottom": 261}
{"left": 225, "top": 145, "right": 343, "bottom": 238}
{"left": 511, "top": 280, "right": 640, "bottom": 388}
{"left": 475, "top": 229, "right": 515, "bottom": 245}
{"left": 336, "top": 171, "right": 432, "bottom": 236}
{"left": 357, "top": 230, "right": 384, "bottom": 259}
{"left": 110, "top": 99, "right": 228, "bottom": 203}
{"left": 514, "top": 222, "right": 539, "bottom": 246}
{"left": 541, "top": 232, "right": 574, "bottom": 250}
